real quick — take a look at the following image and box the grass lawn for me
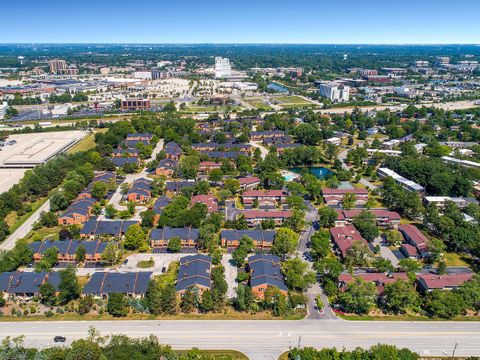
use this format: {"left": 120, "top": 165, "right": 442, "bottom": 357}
{"left": 175, "top": 350, "right": 248, "bottom": 360}
{"left": 185, "top": 106, "right": 242, "bottom": 113}
{"left": 156, "top": 261, "right": 179, "bottom": 286}
{"left": 247, "top": 100, "right": 272, "bottom": 111}
{"left": 137, "top": 258, "right": 155, "bottom": 269}
{"left": 67, "top": 128, "right": 108, "bottom": 154}
{"left": 6, "top": 197, "right": 49, "bottom": 234}
{"left": 444, "top": 252, "right": 470, "bottom": 267}
{"left": 275, "top": 95, "right": 311, "bottom": 104}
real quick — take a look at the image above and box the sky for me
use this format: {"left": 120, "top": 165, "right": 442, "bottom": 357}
{"left": 3, "top": 0, "right": 480, "bottom": 44}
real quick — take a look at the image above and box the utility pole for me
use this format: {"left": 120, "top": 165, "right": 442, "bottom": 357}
{"left": 452, "top": 342, "right": 458, "bottom": 357}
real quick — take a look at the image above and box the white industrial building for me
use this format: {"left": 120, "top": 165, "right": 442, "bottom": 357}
{"left": 215, "top": 57, "right": 232, "bottom": 79}
{"left": 318, "top": 82, "right": 350, "bottom": 102}
{"left": 0, "top": 101, "right": 8, "bottom": 119}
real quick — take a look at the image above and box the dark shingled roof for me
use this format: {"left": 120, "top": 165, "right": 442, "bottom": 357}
{"left": 150, "top": 227, "right": 199, "bottom": 241}
{"left": 176, "top": 254, "right": 212, "bottom": 292}
{"left": 221, "top": 230, "right": 276, "bottom": 243}
{"left": 0, "top": 271, "right": 62, "bottom": 295}
{"left": 248, "top": 254, "right": 287, "bottom": 291}
{"left": 83, "top": 271, "right": 152, "bottom": 295}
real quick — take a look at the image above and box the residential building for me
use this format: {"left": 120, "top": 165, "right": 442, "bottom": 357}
{"left": 398, "top": 224, "right": 429, "bottom": 258}
{"left": 221, "top": 229, "right": 276, "bottom": 249}
{"left": 58, "top": 197, "right": 96, "bottom": 225}
{"left": 248, "top": 254, "right": 287, "bottom": 299}
{"left": 83, "top": 272, "right": 152, "bottom": 298}
{"left": 377, "top": 168, "right": 425, "bottom": 193}
{"left": 29, "top": 239, "right": 109, "bottom": 263}
{"left": 238, "top": 176, "right": 261, "bottom": 190}
{"left": 241, "top": 210, "right": 293, "bottom": 227}
{"left": 198, "top": 161, "right": 222, "bottom": 174}
{"left": 338, "top": 272, "right": 409, "bottom": 294}
{"left": 416, "top": 273, "right": 473, "bottom": 292}
{"left": 155, "top": 158, "right": 178, "bottom": 177}
{"left": 242, "top": 190, "right": 288, "bottom": 208}
{"left": 330, "top": 225, "right": 367, "bottom": 258}
{"left": 322, "top": 188, "right": 369, "bottom": 207}
{"left": 111, "top": 157, "right": 139, "bottom": 168}
{"left": 126, "top": 178, "right": 152, "bottom": 203}
{"left": 165, "top": 180, "right": 195, "bottom": 194}
{"left": 150, "top": 227, "right": 199, "bottom": 249}
{"left": 318, "top": 82, "right": 350, "bottom": 102}
{"left": 424, "top": 196, "right": 478, "bottom": 210}
{"left": 191, "top": 194, "right": 218, "bottom": 213}
{"left": 442, "top": 156, "right": 480, "bottom": 169}
{"left": 334, "top": 209, "right": 401, "bottom": 229}
{"left": 0, "top": 271, "right": 61, "bottom": 298}
{"left": 176, "top": 255, "right": 212, "bottom": 294}
{"left": 80, "top": 218, "right": 139, "bottom": 238}
{"left": 49, "top": 59, "right": 67, "bottom": 74}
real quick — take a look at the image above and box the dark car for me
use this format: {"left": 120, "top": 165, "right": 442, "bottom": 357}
{"left": 54, "top": 336, "right": 66, "bottom": 343}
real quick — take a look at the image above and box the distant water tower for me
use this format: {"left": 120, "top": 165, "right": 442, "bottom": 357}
{"left": 18, "top": 56, "right": 25, "bottom": 65}
{"left": 343, "top": 54, "right": 348, "bottom": 60}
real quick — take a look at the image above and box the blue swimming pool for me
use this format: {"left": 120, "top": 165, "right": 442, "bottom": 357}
{"left": 290, "top": 166, "right": 333, "bottom": 180}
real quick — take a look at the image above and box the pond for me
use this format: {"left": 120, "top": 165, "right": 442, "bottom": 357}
{"left": 267, "top": 82, "right": 289, "bottom": 93}
{"left": 289, "top": 166, "right": 333, "bottom": 180}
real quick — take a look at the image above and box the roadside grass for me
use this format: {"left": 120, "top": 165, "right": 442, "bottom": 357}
{"left": 247, "top": 101, "right": 272, "bottom": 111}
{"left": 275, "top": 95, "right": 310, "bottom": 104}
{"left": 6, "top": 197, "right": 49, "bottom": 234}
{"left": 185, "top": 106, "right": 242, "bottom": 113}
{"left": 336, "top": 313, "right": 480, "bottom": 321}
{"left": 279, "top": 351, "right": 469, "bottom": 360}
{"left": 175, "top": 350, "right": 248, "bottom": 360}
{"left": 67, "top": 128, "right": 107, "bottom": 154}
{"left": 0, "top": 307, "right": 305, "bottom": 322}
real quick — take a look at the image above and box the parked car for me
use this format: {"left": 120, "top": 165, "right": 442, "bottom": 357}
{"left": 54, "top": 336, "right": 66, "bottom": 343}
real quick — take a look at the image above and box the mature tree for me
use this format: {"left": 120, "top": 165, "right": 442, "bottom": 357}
{"left": 286, "top": 195, "right": 306, "bottom": 211}
{"left": 39, "top": 282, "right": 56, "bottom": 306}
{"left": 382, "top": 280, "right": 420, "bottom": 314}
{"left": 65, "top": 338, "right": 102, "bottom": 360}
{"left": 58, "top": 266, "right": 81, "bottom": 304}
{"left": 107, "top": 293, "right": 129, "bottom": 317}
{"left": 223, "top": 178, "right": 240, "bottom": 194}
{"left": 91, "top": 181, "right": 108, "bottom": 200}
{"left": 284, "top": 209, "right": 305, "bottom": 232}
{"left": 310, "top": 229, "right": 331, "bottom": 260}
{"left": 263, "top": 286, "right": 288, "bottom": 317}
{"left": 167, "top": 236, "right": 181, "bottom": 253}
{"left": 232, "top": 235, "right": 254, "bottom": 267}
{"left": 124, "top": 224, "right": 146, "bottom": 250}
{"left": 457, "top": 275, "right": 480, "bottom": 311}
{"left": 180, "top": 287, "right": 198, "bottom": 313}
{"left": 75, "top": 245, "right": 86, "bottom": 262}
{"left": 233, "top": 285, "right": 254, "bottom": 312}
{"left": 338, "top": 278, "right": 376, "bottom": 314}
{"left": 199, "top": 289, "right": 215, "bottom": 313}
{"left": 50, "top": 191, "right": 70, "bottom": 211}
{"left": 39, "top": 211, "right": 58, "bottom": 228}
{"left": 398, "top": 258, "right": 421, "bottom": 273}
{"left": 77, "top": 295, "right": 94, "bottom": 315}
{"left": 372, "top": 257, "right": 395, "bottom": 273}
{"left": 352, "top": 211, "right": 379, "bottom": 242}
{"left": 271, "top": 228, "right": 298, "bottom": 258}
{"left": 282, "top": 258, "right": 316, "bottom": 291}
{"left": 101, "top": 242, "right": 123, "bottom": 265}
{"left": 386, "top": 230, "right": 403, "bottom": 246}
{"left": 35, "top": 246, "right": 59, "bottom": 271}
{"left": 318, "top": 206, "right": 338, "bottom": 228}
{"left": 342, "top": 193, "right": 356, "bottom": 210}
{"left": 345, "top": 240, "right": 371, "bottom": 268}
{"left": 208, "top": 169, "right": 224, "bottom": 183}
{"left": 423, "top": 290, "right": 465, "bottom": 319}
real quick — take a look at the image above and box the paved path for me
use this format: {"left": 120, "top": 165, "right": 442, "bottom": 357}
{"left": 0, "top": 199, "right": 50, "bottom": 251}
{"left": 373, "top": 236, "right": 400, "bottom": 267}
{"left": 249, "top": 141, "right": 268, "bottom": 160}
{"left": 2, "top": 319, "right": 480, "bottom": 359}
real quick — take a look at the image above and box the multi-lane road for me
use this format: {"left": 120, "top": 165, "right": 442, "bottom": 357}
{"left": 1, "top": 319, "right": 480, "bottom": 359}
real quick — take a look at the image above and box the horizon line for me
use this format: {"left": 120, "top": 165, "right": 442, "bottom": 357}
{"left": 1, "top": 42, "right": 480, "bottom": 46}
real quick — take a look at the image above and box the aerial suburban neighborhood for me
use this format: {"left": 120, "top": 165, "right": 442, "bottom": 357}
{"left": 1, "top": 1, "right": 480, "bottom": 359}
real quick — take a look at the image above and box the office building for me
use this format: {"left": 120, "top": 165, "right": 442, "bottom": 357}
{"left": 49, "top": 59, "right": 67, "bottom": 74}
{"left": 318, "top": 82, "right": 350, "bottom": 102}
{"left": 121, "top": 98, "right": 151, "bottom": 111}
{"left": 215, "top": 57, "right": 232, "bottom": 78}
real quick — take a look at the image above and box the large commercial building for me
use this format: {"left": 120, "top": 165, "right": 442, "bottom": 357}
{"left": 215, "top": 57, "right": 232, "bottom": 78}
{"left": 121, "top": 98, "right": 151, "bottom": 111}
{"left": 318, "top": 82, "right": 350, "bottom": 102}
